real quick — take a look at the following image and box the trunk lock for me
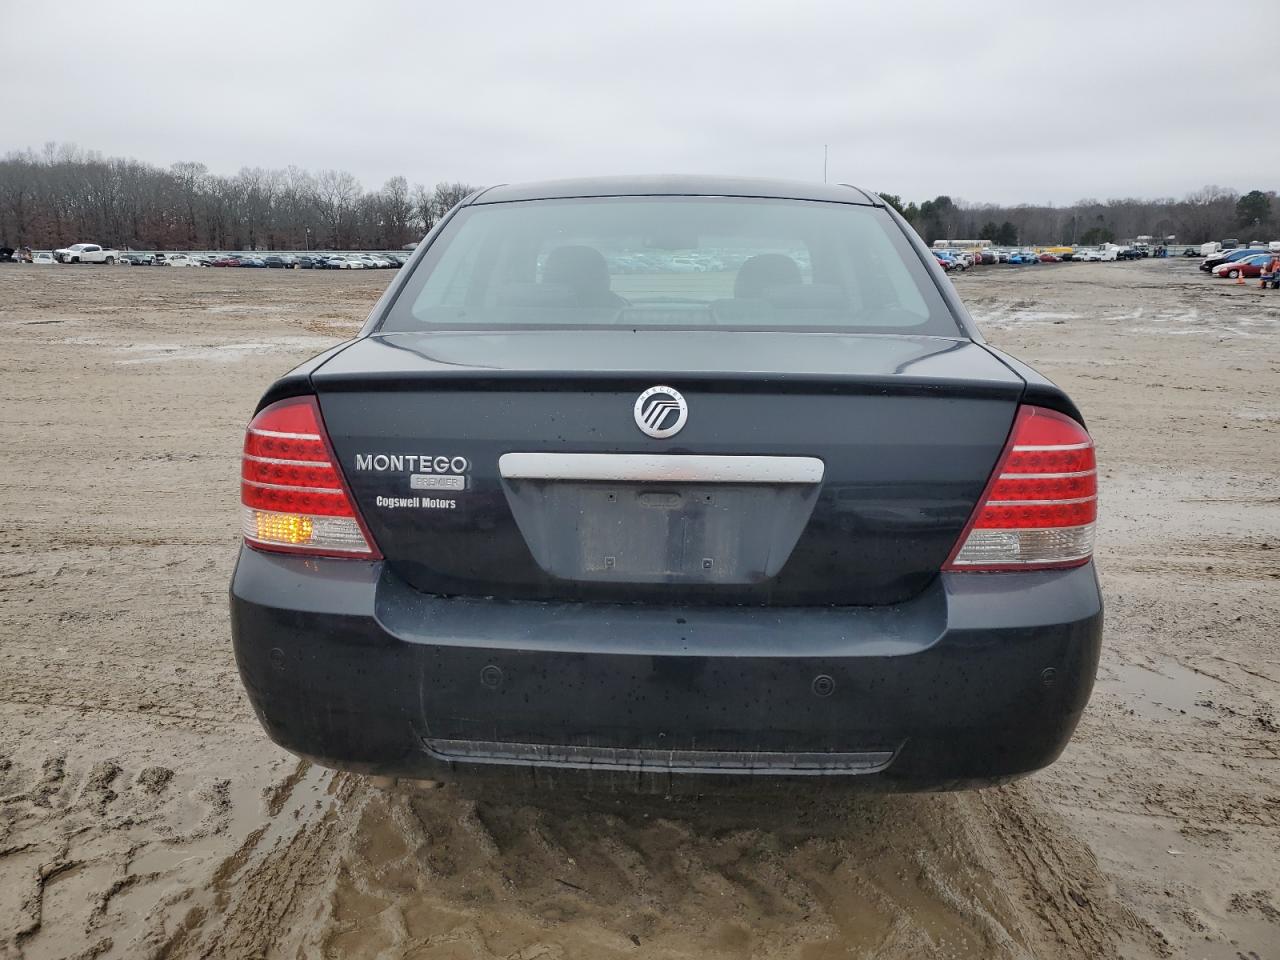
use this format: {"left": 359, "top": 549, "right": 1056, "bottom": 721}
{"left": 480, "top": 664, "right": 504, "bottom": 689}
{"left": 812, "top": 674, "right": 836, "bottom": 697}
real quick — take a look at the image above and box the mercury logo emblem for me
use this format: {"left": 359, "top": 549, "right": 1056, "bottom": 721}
{"left": 634, "top": 385, "right": 688, "bottom": 438}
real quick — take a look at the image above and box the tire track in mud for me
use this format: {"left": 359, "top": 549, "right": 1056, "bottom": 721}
{"left": 0, "top": 747, "right": 337, "bottom": 960}
{"left": 0, "top": 750, "right": 219, "bottom": 960}
{"left": 5, "top": 264, "right": 1276, "bottom": 958}
{"left": 168, "top": 778, "right": 1150, "bottom": 960}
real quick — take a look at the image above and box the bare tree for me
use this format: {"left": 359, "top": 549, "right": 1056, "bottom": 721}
{"left": 377, "top": 176, "right": 415, "bottom": 248}
{"left": 314, "top": 169, "right": 362, "bottom": 248}
{"left": 7, "top": 141, "right": 1264, "bottom": 251}
{"left": 427, "top": 181, "right": 479, "bottom": 230}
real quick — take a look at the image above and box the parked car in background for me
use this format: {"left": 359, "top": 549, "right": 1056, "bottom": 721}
{"left": 1038, "top": 253, "right": 1062, "bottom": 263}
{"left": 153, "top": 252, "right": 169, "bottom": 266}
{"left": 238, "top": 255, "right": 267, "bottom": 268}
{"left": 1201, "top": 248, "right": 1268, "bottom": 273}
{"left": 32, "top": 251, "right": 55, "bottom": 265}
{"left": 53, "top": 243, "right": 119, "bottom": 264}
{"left": 1182, "top": 247, "right": 1199, "bottom": 257}
{"left": 1212, "top": 253, "right": 1271, "bottom": 279}
{"left": 210, "top": 255, "right": 239, "bottom": 267}
{"left": 165, "top": 254, "right": 202, "bottom": 267}
{"left": 263, "top": 255, "right": 290, "bottom": 269}
{"left": 120, "top": 252, "right": 155, "bottom": 266}
{"left": 1074, "top": 249, "right": 1102, "bottom": 262}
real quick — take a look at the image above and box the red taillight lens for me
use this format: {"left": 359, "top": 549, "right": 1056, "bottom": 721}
{"left": 240, "top": 396, "right": 380, "bottom": 558}
{"left": 944, "top": 405, "right": 1096, "bottom": 571}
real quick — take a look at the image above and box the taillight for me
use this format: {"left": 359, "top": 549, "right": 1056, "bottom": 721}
{"left": 944, "top": 405, "right": 1096, "bottom": 571}
{"left": 240, "top": 396, "right": 380, "bottom": 558}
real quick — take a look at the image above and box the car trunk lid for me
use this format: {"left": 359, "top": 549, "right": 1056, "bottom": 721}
{"left": 313, "top": 331, "right": 1025, "bottom": 606}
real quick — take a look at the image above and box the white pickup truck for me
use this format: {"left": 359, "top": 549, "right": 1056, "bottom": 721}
{"left": 53, "top": 243, "right": 119, "bottom": 264}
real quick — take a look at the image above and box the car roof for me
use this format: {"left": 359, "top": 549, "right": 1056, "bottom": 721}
{"left": 471, "top": 175, "right": 879, "bottom": 206}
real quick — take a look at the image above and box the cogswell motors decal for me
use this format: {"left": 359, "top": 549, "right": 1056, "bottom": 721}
{"left": 354, "top": 453, "right": 469, "bottom": 509}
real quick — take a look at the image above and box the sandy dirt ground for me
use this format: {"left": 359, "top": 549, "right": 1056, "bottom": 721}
{"left": 0, "top": 259, "right": 1276, "bottom": 960}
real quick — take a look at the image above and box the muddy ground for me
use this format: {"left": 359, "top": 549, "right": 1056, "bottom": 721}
{"left": 0, "top": 259, "right": 1276, "bottom": 960}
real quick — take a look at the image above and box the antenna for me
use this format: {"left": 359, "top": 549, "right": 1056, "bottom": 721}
{"left": 823, "top": 145, "right": 828, "bottom": 183}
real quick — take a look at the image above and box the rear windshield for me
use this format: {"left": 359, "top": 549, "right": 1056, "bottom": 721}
{"left": 380, "top": 197, "right": 960, "bottom": 335}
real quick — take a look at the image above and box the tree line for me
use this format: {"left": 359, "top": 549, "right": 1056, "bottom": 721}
{"left": 0, "top": 143, "right": 478, "bottom": 251}
{"left": 878, "top": 187, "right": 1275, "bottom": 248}
{"left": 0, "top": 143, "right": 1274, "bottom": 251}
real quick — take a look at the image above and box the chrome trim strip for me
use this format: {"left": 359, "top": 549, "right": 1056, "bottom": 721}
{"left": 985, "top": 495, "right": 1096, "bottom": 506}
{"left": 1012, "top": 442, "right": 1092, "bottom": 452}
{"left": 948, "top": 551, "right": 1094, "bottom": 567}
{"left": 244, "top": 454, "right": 333, "bottom": 468}
{"left": 248, "top": 428, "right": 322, "bottom": 441}
{"left": 999, "top": 469, "right": 1096, "bottom": 479}
{"left": 242, "top": 479, "right": 345, "bottom": 495}
{"left": 423, "top": 737, "right": 894, "bottom": 775}
{"left": 498, "top": 453, "right": 824, "bottom": 484}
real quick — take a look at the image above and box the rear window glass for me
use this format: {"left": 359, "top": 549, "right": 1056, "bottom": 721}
{"left": 380, "top": 197, "right": 960, "bottom": 336}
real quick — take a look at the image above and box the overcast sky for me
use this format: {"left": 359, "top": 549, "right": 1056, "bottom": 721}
{"left": 3, "top": 2, "right": 1276, "bottom": 206}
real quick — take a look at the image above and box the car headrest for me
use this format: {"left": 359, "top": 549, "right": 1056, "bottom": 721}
{"left": 734, "top": 254, "right": 802, "bottom": 299}
{"left": 542, "top": 246, "right": 613, "bottom": 294}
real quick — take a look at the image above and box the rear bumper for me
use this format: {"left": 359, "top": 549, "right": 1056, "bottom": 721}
{"left": 230, "top": 549, "right": 1102, "bottom": 792}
